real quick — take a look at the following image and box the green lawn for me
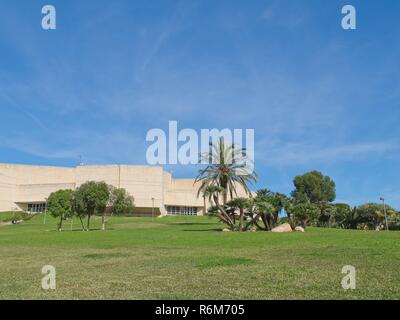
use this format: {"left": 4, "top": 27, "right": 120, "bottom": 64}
{"left": 0, "top": 214, "right": 399, "bottom": 300}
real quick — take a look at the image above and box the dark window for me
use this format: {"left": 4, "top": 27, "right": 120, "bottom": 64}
{"left": 167, "top": 206, "right": 197, "bottom": 215}
{"left": 27, "top": 203, "right": 47, "bottom": 213}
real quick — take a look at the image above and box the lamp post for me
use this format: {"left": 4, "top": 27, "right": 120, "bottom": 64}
{"left": 380, "top": 197, "right": 389, "bottom": 231}
{"left": 151, "top": 197, "right": 155, "bottom": 222}
{"left": 43, "top": 198, "right": 48, "bottom": 225}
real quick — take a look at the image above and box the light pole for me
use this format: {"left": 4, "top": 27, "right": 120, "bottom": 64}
{"left": 380, "top": 197, "right": 389, "bottom": 231}
{"left": 43, "top": 198, "right": 48, "bottom": 225}
{"left": 151, "top": 197, "right": 155, "bottom": 222}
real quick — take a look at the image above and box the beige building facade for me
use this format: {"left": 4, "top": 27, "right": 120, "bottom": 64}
{"left": 0, "top": 163, "right": 249, "bottom": 216}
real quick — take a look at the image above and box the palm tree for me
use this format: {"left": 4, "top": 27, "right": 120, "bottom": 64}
{"left": 253, "top": 197, "right": 276, "bottom": 230}
{"left": 204, "top": 185, "right": 235, "bottom": 230}
{"left": 256, "top": 189, "right": 289, "bottom": 227}
{"left": 227, "top": 197, "right": 250, "bottom": 231}
{"left": 195, "top": 137, "right": 257, "bottom": 204}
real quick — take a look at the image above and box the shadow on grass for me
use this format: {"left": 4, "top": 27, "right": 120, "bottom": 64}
{"left": 167, "top": 222, "right": 217, "bottom": 226}
{"left": 82, "top": 252, "right": 129, "bottom": 259}
{"left": 195, "top": 257, "right": 255, "bottom": 269}
{"left": 182, "top": 228, "right": 222, "bottom": 232}
{"left": 49, "top": 228, "right": 117, "bottom": 232}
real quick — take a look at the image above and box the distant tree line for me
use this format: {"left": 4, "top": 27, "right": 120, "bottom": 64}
{"left": 196, "top": 138, "right": 399, "bottom": 232}
{"left": 205, "top": 170, "right": 399, "bottom": 232}
{"left": 47, "top": 181, "right": 135, "bottom": 231}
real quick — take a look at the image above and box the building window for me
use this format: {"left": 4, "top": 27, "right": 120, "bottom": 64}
{"left": 166, "top": 206, "right": 197, "bottom": 216}
{"left": 27, "top": 203, "right": 47, "bottom": 213}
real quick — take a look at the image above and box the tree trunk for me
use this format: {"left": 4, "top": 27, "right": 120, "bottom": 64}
{"left": 86, "top": 214, "right": 91, "bottom": 231}
{"left": 79, "top": 216, "right": 85, "bottom": 231}
{"left": 58, "top": 215, "right": 63, "bottom": 232}
{"left": 101, "top": 213, "right": 106, "bottom": 231}
{"left": 239, "top": 209, "right": 244, "bottom": 231}
{"left": 222, "top": 190, "right": 228, "bottom": 205}
{"left": 261, "top": 214, "right": 270, "bottom": 230}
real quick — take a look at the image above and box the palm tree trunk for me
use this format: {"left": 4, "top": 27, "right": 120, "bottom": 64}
{"left": 223, "top": 191, "right": 228, "bottom": 205}
{"left": 239, "top": 209, "right": 244, "bottom": 231}
{"left": 262, "top": 215, "right": 271, "bottom": 230}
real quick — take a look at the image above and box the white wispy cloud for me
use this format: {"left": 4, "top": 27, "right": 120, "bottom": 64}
{"left": 258, "top": 140, "right": 400, "bottom": 166}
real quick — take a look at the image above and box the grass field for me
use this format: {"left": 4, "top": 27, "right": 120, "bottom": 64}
{"left": 0, "top": 214, "right": 399, "bottom": 300}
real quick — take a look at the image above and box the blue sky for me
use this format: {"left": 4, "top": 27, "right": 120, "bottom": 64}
{"left": 0, "top": 0, "right": 399, "bottom": 208}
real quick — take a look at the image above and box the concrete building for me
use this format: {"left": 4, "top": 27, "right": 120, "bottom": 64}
{"left": 0, "top": 163, "right": 249, "bottom": 216}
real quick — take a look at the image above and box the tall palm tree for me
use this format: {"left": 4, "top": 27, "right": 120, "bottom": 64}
{"left": 195, "top": 137, "right": 257, "bottom": 204}
{"left": 204, "top": 185, "right": 235, "bottom": 229}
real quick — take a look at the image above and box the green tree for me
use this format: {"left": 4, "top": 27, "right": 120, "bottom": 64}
{"left": 74, "top": 181, "right": 110, "bottom": 231}
{"left": 253, "top": 197, "right": 276, "bottom": 230}
{"left": 196, "top": 137, "right": 257, "bottom": 204}
{"left": 291, "top": 171, "right": 336, "bottom": 222}
{"left": 288, "top": 203, "right": 320, "bottom": 228}
{"left": 204, "top": 185, "right": 236, "bottom": 230}
{"left": 106, "top": 187, "right": 135, "bottom": 230}
{"left": 226, "top": 197, "right": 250, "bottom": 231}
{"left": 332, "top": 203, "right": 359, "bottom": 229}
{"left": 291, "top": 171, "right": 336, "bottom": 205}
{"left": 47, "top": 189, "right": 74, "bottom": 231}
{"left": 357, "top": 203, "right": 397, "bottom": 230}
{"left": 256, "top": 189, "right": 290, "bottom": 227}
{"left": 318, "top": 204, "right": 337, "bottom": 227}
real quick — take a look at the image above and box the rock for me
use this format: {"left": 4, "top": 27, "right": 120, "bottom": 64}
{"left": 294, "top": 226, "right": 305, "bottom": 232}
{"left": 222, "top": 228, "right": 231, "bottom": 232}
{"left": 249, "top": 226, "right": 257, "bottom": 232}
{"left": 271, "top": 223, "right": 292, "bottom": 233}
{"left": 0, "top": 221, "right": 13, "bottom": 227}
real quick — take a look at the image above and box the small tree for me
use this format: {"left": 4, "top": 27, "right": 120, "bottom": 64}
{"left": 227, "top": 197, "right": 249, "bottom": 231}
{"left": 106, "top": 187, "right": 135, "bottom": 230}
{"left": 289, "top": 203, "right": 320, "bottom": 228}
{"left": 253, "top": 197, "right": 276, "bottom": 230}
{"left": 256, "top": 189, "right": 289, "bottom": 228}
{"left": 47, "top": 189, "right": 74, "bottom": 231}
{"left": 357, "top": 203, "right": 397, "bottom": 230}
{"left": 332, "top": 203, "right": 358, "bottom": 229}
{"left": 74, "top": 181, "right": 109, "bottom": 231}
{"left": 75, "top": 209, "right": 87, "bottom": 231}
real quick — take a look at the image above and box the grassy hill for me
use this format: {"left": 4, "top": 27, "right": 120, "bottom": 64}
{"left": 0, "top": 214, "right": 399, "bottom": 299}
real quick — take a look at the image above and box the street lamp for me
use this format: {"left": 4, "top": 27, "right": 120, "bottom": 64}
{"left": 151, "top": 197, "right": 155, "bottom": 222}
{"left": 43, "top": 198, "right": 48, "bottom": 225}
{"left": 380, "top": 197, "right": 389, "bottom": 231}
{"left": 12, "top": 207, "right": 17, "bottom": 221}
